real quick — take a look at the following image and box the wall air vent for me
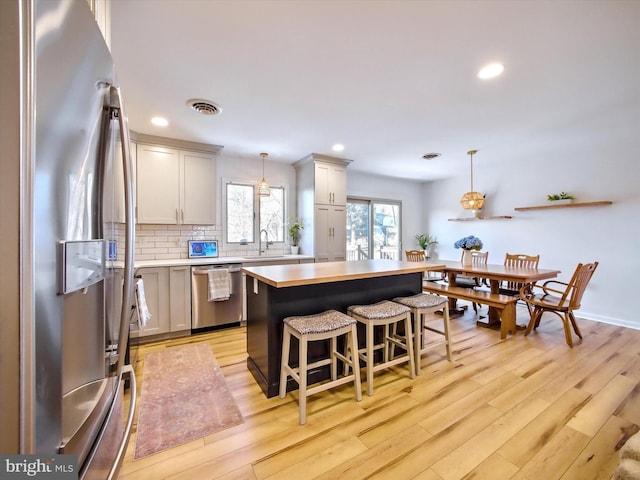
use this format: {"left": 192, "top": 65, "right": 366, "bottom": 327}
{"left": 186, "top": 98, "right": 223, "bottom": 116}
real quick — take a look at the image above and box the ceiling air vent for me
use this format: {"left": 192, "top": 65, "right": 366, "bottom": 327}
{"left": 186, "top": 98, "right": 223, "bottom": 116}
{"left": 422, "top": 153, "right": 441, "bottom": 160}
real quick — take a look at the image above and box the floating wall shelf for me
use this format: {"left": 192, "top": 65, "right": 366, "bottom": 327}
{"left": 514, "top": 200, "right": 613, "bottom": 212}
{"left": 448, "top": 215, "right": 512, "bottom": 221}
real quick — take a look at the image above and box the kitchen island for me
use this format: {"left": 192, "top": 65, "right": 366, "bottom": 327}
{"left": 243, "top": 259, "right": 444, "bottom": 397}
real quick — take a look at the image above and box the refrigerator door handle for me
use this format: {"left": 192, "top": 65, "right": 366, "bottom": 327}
{"left": 106, "top": 365, "right": 137, "bottom": 480}
{"left": 109, "top": 85, "right": 136, "bottom": 377}
{"left": 80, "top": 365, "right": 137, "bottom": 480}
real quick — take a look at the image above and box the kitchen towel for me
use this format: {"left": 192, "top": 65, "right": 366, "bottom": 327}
{"left": 208, "top": 268, "right": 231, "bottom": 301}
{"left": 135, "top": 278, "right": 152, "bottom": 327}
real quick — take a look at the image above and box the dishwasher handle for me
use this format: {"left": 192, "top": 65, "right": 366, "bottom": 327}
{"left": 192, "top": 264, "right": 242, "bottom": 274}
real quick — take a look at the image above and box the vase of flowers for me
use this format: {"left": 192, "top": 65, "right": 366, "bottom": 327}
{"left": 454, "top": 235, "right": 483, "bottom": 266}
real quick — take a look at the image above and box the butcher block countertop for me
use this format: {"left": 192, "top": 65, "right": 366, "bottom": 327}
{"left": 242, "top": 259, "right": 445, "bottom": 288}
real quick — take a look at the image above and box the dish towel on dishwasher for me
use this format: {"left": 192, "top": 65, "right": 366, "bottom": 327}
{"left": 208, "top": 268, "right": 231, "bottom": 301}
{"left": 135, "top": 278, "right": 152, "bottom": 328}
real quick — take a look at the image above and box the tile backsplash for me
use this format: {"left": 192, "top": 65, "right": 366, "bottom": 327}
{"left": 114, "top": 224, "right": 289, "bottom": 261}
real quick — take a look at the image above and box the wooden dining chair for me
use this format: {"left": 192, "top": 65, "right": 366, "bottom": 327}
{"left": 519, "top": 262, "right": 598, "bottom": 347}
{"left": 405, "top": 250, "right": 426, "bottom": 262}
{"left": 454, "top": 251, "right": 488, "bottom": 313}
{"left": 500, "top": 253, "right": 540, "bottom": 314}
{"left": 406, "top": 250, "right": 444, "bottom": 283}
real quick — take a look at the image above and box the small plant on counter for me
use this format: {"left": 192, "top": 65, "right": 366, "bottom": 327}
{"left": 288, "top": 218, "right": 304, "bottom": 246}
{"left": 547, "top": 192, "right": 575, "bottom": 201}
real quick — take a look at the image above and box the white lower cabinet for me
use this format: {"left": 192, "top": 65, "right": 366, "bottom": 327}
{"left": 134, "top": 266, "right": 191, "bottom": 338}
{"left": 314, "top": 205, "right": 346, "bottom": 262}
{"left": 169, "top": 266, "right": 191, "bottom": 331}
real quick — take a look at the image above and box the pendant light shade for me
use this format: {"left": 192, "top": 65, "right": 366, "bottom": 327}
{"left": 257, "top": 152, "right": 271, "bottom": 197}
{"left": 460, "top": 149, "right": 485, "bottom": 210}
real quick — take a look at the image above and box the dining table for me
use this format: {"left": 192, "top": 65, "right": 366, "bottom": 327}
{"left": 427, "top": 260, "right": 562, "bottom": 328}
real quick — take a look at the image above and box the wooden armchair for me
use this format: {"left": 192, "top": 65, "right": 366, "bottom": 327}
{"left": 455, "top": 251, "right": 488, "bottom": 313}
{"left": 519, "top": 262, "right": 598, "bottom": 347}
{"left": 500, "top": 253, "right": 540, "bottom": 314}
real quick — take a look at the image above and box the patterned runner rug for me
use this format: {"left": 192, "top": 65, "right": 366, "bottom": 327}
{"left": 134, "top": 342, "right": 243, "bottom": 459}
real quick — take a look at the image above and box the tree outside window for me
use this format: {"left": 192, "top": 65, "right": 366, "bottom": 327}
{"left": 346, "top": 199, "right": 401, "bottom": 260}
{"left": 226, "top": 182, "right": 285, "bottom": 244}
{"left": 260, "top": 186, "right": 284, "bottom": 242}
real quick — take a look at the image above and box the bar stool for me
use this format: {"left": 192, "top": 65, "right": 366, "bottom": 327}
{"left": 347, "top": 300, "right": 415, "bottom": 396}
{"left": 392, "top": 293, "right": 452, "bottom": 374}
{"left": 279, "top": 309, "right": 362, "bottom": 425}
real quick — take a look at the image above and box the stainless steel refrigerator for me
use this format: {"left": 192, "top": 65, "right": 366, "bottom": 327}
{"left": 0, "top": 1, "right": 136, "bottom": 478}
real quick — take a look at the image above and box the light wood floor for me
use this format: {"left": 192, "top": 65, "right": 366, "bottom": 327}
{"left": 119, "top": 303, "right": 640, "bottom": 480}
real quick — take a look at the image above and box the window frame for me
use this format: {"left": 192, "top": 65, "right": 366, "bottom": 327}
{"left": 346, "top": 196, "right": 402, "bottom": 261}
{"left": 223, "top": 178, "right": 288, "bottom": 246}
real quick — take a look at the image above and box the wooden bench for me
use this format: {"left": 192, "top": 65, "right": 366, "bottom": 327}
{"left": 422, "top": 283, "right": 519, "bottom": 339}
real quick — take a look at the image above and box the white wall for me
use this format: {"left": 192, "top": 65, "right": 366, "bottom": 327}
{"left": 423, "top": 136, "right": 639, "bottom": 329}
{"left": 347, "top": 170, "right": 425, "bottom": 252}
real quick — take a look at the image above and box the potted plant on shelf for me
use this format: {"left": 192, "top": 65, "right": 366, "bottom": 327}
{"left": 288, "top": 218, "right": 304, "bottom": 254}
{"left": 416, "top": 234, "right": 438, "bottom": 259}
{"left": 547, "top": 192, "right": 575, "bottom": 204}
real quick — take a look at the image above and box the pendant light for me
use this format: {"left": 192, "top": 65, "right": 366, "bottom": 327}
{"left": 257, "top": 152, "right": 271, "bottom": 197}
{"left": 460, "top": 149, "right": 485, "bottom": 211}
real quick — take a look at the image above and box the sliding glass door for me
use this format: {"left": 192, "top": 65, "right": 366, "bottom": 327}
{"left": 346, "top": 198, "right": 401, "bottom": 260}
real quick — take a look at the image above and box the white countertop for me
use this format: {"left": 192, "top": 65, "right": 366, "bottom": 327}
{"left": 128, "top": 254, "right": 314, "bottom": 269}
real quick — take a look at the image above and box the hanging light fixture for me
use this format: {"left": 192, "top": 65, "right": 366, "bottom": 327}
{"left": 460, "top": 149, "right": 485, "bottom": 211}
{"left": 257, "top": 152, "right": 271, "bottom": 197}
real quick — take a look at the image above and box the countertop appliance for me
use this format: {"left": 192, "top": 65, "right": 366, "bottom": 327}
{"left": 1, "top": 1, "right": 137, "bottom": 478}
{"left": 191, "top": 264, "right": 243, "bottom": 330}
{"left": 188, "top": 240, "right": 218, "bottom": 258}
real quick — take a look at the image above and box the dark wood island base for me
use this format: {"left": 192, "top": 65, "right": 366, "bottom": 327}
{"left": 243, "top": 260, "right": 443, "bottom": 398}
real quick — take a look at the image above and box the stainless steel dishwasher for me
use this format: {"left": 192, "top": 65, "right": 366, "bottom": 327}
{"left": 191, "top": 264, "right": 243, "bottom": 330}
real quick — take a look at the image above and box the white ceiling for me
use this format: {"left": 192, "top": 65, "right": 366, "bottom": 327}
{"left": 109, "top": 0, "right": 640, "bottom": 182}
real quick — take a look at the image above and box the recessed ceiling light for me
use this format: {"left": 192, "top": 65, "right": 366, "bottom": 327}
{"left": 478, "top": 63, "right": 504, "bottom": 80}
{"left": 422, "top": 153, "right": 441, "bottom": 160}
{"left": 151, "top": 116, "right": 168, "bottom": 126}
{"left": 332, "top": 144, "right": 345, "bottom": 152}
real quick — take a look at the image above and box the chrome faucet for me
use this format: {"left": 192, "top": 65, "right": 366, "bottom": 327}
{"left": 259, "top": 229, "right": 270, "bottom": 255}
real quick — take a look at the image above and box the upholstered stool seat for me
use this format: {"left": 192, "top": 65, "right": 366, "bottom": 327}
{"left": 347, "top": 300, "right": 415, "bottom": 396}
{"left": 392, "top": 293, "right": 452, "bottom": 374}
{"left": 279, "top": 309, "right": 361, "bottom": 425}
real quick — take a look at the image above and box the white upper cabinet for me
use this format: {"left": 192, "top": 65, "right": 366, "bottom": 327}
{"left": 314, "top": 162, "right": 347, "bottom": 206}
{"left": 181, "top": 150, "right": 216, "bottom": 224}
{"left": 86, "top": 0, "right": 111, "bottom": 48}
{"left": 136, "top": 144, "right": 181, "bottom": 224}
{"left": 134, "top": 136, "right": 221, "bottom": 225}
